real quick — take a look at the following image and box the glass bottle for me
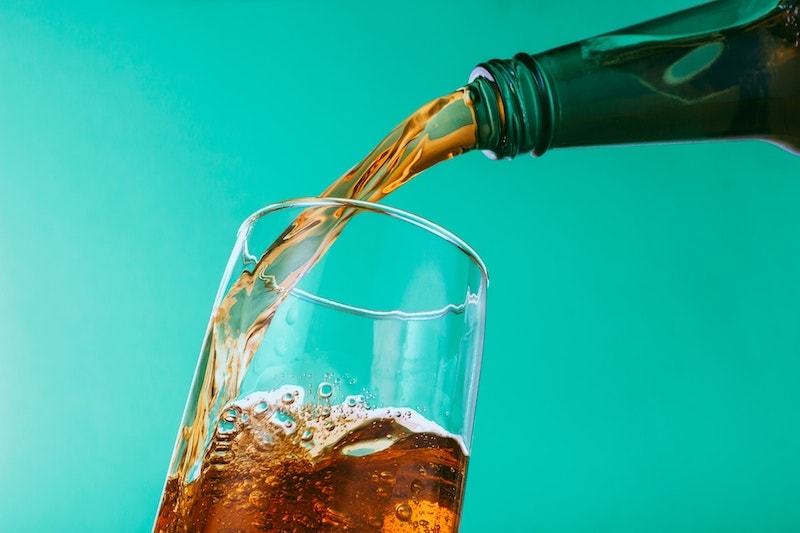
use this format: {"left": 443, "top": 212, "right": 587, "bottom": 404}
{"left": 468, "top": 0, "right": 799, "bottom": 159}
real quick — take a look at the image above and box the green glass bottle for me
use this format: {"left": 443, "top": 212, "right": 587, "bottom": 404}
{"left": 468, "top": 0, "right": 799, "bottom": 159}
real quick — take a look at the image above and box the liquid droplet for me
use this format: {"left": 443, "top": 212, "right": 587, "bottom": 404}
{"left": 395, "top": 503, "right": 412, "bottom": 522}
{"left": 410, "top": 479, "right": 422, "bottom": 494}
{"left": 282, "top": 392, "right": 295, "bottom": 405}
{"left": 324, "top": 420, "right": 335, "bottom": 431}
{"left": 300, "top": 428, "right": 314, "bottom": 442}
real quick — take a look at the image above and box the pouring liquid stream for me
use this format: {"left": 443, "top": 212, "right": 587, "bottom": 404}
{"left": 168, "top": 88, "right": 480, "bottom": 489}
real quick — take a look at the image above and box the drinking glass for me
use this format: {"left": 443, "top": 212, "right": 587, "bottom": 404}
{"left": 154, "top": 197, "right": 488, "bottom": 532}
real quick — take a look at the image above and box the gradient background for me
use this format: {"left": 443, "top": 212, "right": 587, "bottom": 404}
{"left": 2, "top": 1, "right": 800, "bottom": 531}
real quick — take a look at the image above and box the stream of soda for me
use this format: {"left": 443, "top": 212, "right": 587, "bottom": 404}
{"left": 156, "top": 88, "right": 480, "bottom": 532}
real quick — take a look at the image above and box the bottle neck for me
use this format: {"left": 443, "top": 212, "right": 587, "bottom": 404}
{"left": 469, "top": 0, "right": 800, "bottom": 158}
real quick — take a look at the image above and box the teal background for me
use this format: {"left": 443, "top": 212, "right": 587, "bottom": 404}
{"left": 1, "top": 0, "right": 799, "bottom": 531}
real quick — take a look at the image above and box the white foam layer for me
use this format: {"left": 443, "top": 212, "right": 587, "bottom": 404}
{"left": 228, "top": 385, "right": 468, "bottom": 458}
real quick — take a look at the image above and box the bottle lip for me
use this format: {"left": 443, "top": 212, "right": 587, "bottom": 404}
{"left": 469, "top": 57, "right": 550, "bottom": 159}
{"left": 468, "top": 64, "right": 495, "bottom": 84}
{"left": 465, "top": 73, "right": 508, "bottom": 160}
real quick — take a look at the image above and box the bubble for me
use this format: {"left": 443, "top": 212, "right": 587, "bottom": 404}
{"left": 300, "top": 428, "right": 315, "bottom": 442}
{"left": 320, "top": 506, "right": 347, "bottom": 527}
{"left": 218, "top": 419, "right": 235, "bottom": 433}
{"left": 320, "top": 405, "right": 331, "bottom": 418}
{"left": 324, "top": 420, "right": 335, "bottom": 431}
{"left": 379, "top": 471, "right": 395, "bottom": 485}
{"left": 254, "top": 401, "right": 268, "bottom": 414}
{"left": 419, "top": 519, "right": 429, "bottom": 527}
{"left": 270, "top": 410, "right": 297, "bottom": 434}
{"left": 346, "top": 396, "right": 358, "bottom": 407}
{"left": 259, "top": 431, "right": 274, "bottom": 446}
{"left": 395, "top": 503, "right": 412, "bottom": 522}
{"left": 218, "top": 408, "right": 239, "bottom": 433}
{"left": 368, "top": 516, "right": 383, "bottom": 529}
{"left": 410, "top": 479, "right": 422, "bottom": 494}
{"left": 282, "top": 392, "right": 296, "bottom": 405}
{"left": 208, "top": 448, "right": 231, "bottom": 465}
{"left": 318, "top": 382, "right": 334, "bottom": 399}
{"left": 376, "top": 486, "right": 389, "bottom": 498}
{"left": 248, "top": 490, "right": 268, "bottom": 509}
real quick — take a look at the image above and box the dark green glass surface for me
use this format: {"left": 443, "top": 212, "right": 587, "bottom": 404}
{"left": 472, "top": 0, "right": 800, "bottom": 158}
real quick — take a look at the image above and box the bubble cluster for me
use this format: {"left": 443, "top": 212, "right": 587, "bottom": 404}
{"left": 169, "top": 382, "right": 469, "bottom": 532}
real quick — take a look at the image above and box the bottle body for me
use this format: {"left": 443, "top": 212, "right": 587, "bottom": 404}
{"left": 469, "top": 0, "right": 800, "bottom": 158}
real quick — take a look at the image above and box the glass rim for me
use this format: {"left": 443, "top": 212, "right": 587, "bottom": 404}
{"left": 238, "top": 197, "right": 490, "bottom": 284}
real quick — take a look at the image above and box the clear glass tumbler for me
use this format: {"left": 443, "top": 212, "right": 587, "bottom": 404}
{"left": 154, "top": 197, "right": 488, "bottom": 533}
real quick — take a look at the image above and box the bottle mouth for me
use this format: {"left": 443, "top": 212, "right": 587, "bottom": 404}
{"left": 228, "top": 197, "right": 489, "bottom": 321}
{"left": 469, "top": 56, "right": 551, "bottom": 159}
